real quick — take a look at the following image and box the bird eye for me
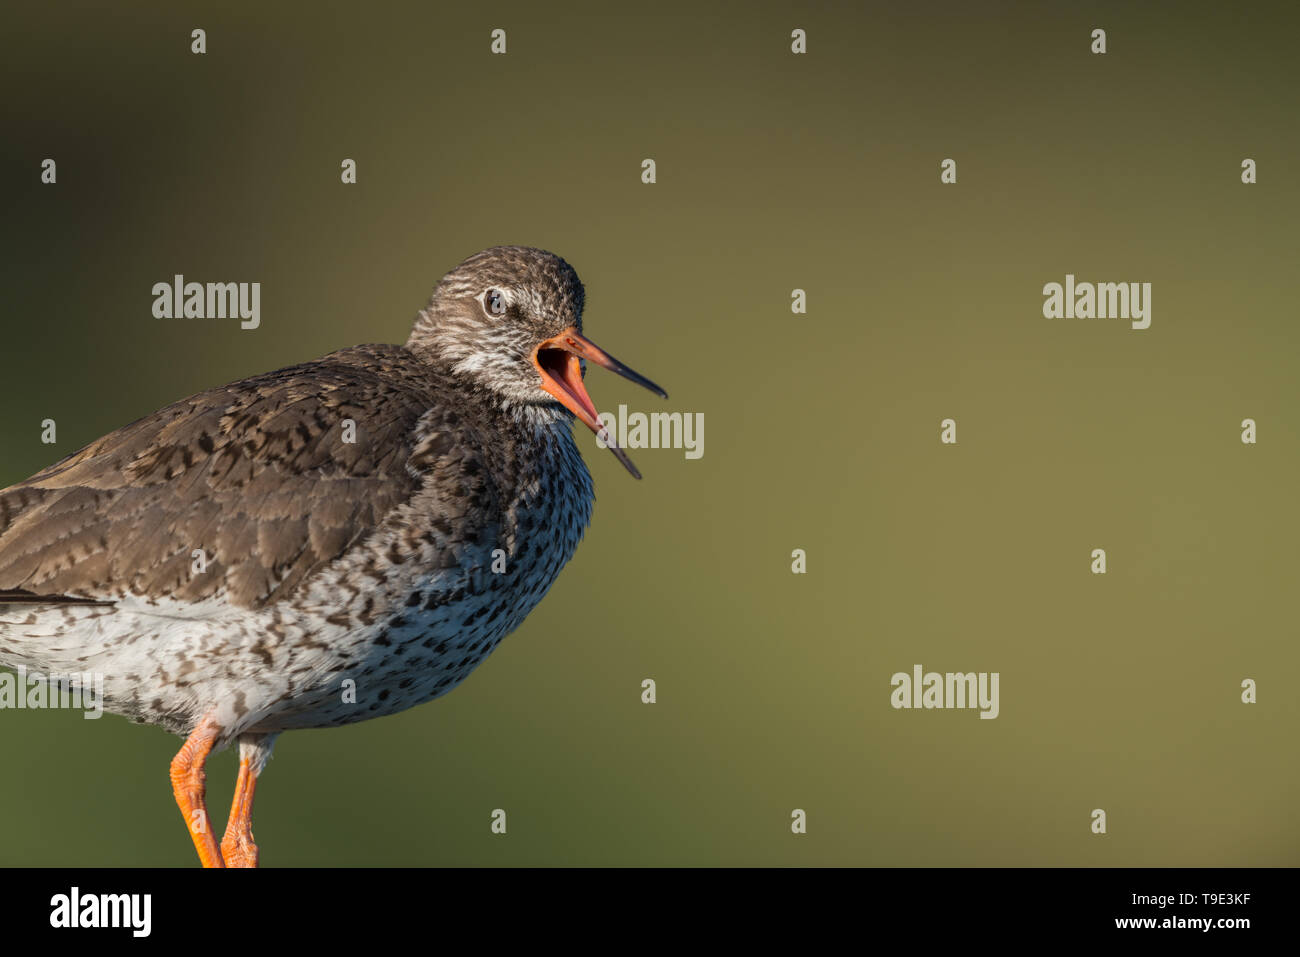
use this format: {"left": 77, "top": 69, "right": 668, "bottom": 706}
{"left": 483, "top": 288, "right": 507, "bottom": 316}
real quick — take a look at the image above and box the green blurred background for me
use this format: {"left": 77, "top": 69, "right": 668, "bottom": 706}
{"left": 0, "top": 1, "right": 1296, "bottom": 866}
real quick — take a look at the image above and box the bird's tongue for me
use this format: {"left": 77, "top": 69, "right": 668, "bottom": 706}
{"left": 547, "top": 352, "right": 601, "bottom": 426}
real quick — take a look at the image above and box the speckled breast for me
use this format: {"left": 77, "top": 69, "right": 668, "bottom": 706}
{"left": 259, "top": 421, "right": 594, "bottom": 733}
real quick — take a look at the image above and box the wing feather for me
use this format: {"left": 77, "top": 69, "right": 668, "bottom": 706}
{"left": 0, "top": 345, "right": 486, "bottom": 609}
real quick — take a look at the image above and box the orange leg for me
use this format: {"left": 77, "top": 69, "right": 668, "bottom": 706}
{"left": 169, "top": 715, "right": 225, "bottom": 868}
{"left": 220, "top": 757, "right": 260, "bottom": 868}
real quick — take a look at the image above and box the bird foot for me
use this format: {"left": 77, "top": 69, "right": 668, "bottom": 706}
{"left": 219, "top": 755, "right": 261, "bottom": 868}
{"left": 220, "top": 832, "right": 259, "bottom": 868}
{"left": 172, "top": 720, "right": 264, "bottom": 867}
{"left": 169, "top": 716, "right": 225, "bottom": 868}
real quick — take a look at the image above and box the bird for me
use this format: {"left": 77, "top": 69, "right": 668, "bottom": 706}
{"left": 0, "top": 245, "right": 666, "bottom": 867}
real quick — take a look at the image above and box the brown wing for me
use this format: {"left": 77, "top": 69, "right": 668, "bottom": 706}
{"left": 0, "top": 345, "right": 474, "bottom": 609}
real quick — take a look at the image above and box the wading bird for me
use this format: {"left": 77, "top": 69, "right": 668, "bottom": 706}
{"left": 0, "top": 246, "right": 665, "bottom": 866}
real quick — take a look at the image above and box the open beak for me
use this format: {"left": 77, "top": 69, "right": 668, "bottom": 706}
{"left": 532, "top": 326, "right": 667, "bottom": 479}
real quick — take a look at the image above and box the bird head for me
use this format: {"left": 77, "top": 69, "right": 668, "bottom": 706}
{"left": 407, "top": 246, "right": 667, "bottom": 477}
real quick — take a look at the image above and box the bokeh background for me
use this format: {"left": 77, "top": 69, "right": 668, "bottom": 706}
{"left": 1, "top": 1, "right": 1296, "bottom": 866}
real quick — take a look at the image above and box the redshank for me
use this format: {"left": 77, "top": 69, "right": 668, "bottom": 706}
{"left": 0, "top": 246, "right": 666, "bottom": 867}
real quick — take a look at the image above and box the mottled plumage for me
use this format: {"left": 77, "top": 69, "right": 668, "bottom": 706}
{"left": 0, "top": 246, "right": 665, "bottom": 866}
